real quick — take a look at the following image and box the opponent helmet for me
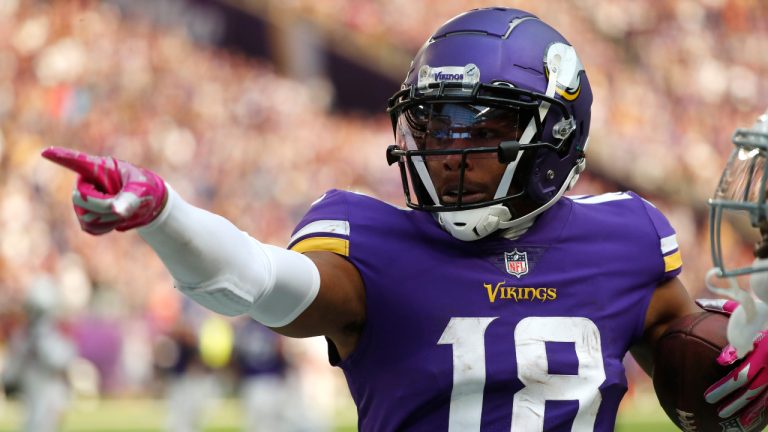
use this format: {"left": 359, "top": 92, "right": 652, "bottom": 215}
{"left": 387, "top": 7, "right": 592, "bottom": 241}
{"left": 709, "top": 110, "right": 768, "bottom": 279}
{"left": 707, "top": 111, "right": 768, "bottom": 356}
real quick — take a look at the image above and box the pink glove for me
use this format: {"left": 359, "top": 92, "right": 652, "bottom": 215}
{"left": 42, "top": 147, "right": 167, "bottom": 235}
{"left": 701, "top": 299, "right": 768, "bottom": 426}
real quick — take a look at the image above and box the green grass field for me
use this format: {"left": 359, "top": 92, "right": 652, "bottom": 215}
{"left": 615, "top": 393, "right": 681, "bottom": 432}
{"left": 0, "top": 395, "right": 678, "bottom": 431}
{"left": 0, "top": 398, "right": 355, "bottom": 432}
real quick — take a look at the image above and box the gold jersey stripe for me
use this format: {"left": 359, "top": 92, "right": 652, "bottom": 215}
{"left": 664, "top": 251, "right": 682, "bottom": 272}
{"left": 290, "top": 237, "right": 349, "bottom": 256}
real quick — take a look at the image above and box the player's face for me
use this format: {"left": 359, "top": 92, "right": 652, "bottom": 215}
{"left": 401, "top": 103, "right": 528, "bottom": 205}
{"left": 425, "top": 143, "right": 510, "bottom": 205}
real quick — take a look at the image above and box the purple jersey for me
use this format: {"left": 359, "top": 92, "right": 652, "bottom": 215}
{"left": 289, "top": 190, "right": 682, "bottom": 432}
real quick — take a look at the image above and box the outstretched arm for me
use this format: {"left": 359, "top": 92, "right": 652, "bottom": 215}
{"left": 42, "top": 147, "right": 366, "bottom": 358}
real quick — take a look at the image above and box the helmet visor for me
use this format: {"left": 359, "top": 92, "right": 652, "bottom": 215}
{"left": 714, "top": 146, "right": 768, "bottom": 206}
{"left": 710, "top": 142, "right": 768, "bottom": 277}
{"left": 396, "top": 103, "right": 533, "bottom": 153}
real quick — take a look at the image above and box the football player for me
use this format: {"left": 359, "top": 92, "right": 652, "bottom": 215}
{"left": 2, "top": 277, "right": 76, "bottom": 432}
{"left": 704, "top": 110, "right": 768, "bottom": 429}
{"left": 42, "top": 7, "right": 762, "bottom": 431}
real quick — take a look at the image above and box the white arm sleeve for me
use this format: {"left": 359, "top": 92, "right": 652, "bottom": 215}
{"left": 137, "top": 186, "right": 320, "bottom": 328}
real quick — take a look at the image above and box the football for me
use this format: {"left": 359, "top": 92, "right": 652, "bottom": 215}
{"left": 652, "top": 311, "right": 768, "bottom": 432}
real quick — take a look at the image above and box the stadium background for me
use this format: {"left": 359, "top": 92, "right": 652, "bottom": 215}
{"left": 0, "top": 0, "right": 767, "bottom": 430}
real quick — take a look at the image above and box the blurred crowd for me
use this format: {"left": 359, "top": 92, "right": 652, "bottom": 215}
{"left": 1, "top": 0, "right": 399, "bottom": 310}
{"left": 1, "top": 0, "right": 378, "bottom": 429}
{"left": 272, "top": 0, "right": 768, "bottom": 197}
{"left": 0, "top": 0, "right": 766, "bottom": 429}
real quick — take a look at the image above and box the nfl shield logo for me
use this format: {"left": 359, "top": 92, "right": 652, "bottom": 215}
{"left": 504, "top": 250, "right": 529, "bottom": 278}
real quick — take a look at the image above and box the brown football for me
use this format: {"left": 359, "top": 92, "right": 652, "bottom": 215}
{"left": 652, "top": 311, "right": 768, "bottom": 431}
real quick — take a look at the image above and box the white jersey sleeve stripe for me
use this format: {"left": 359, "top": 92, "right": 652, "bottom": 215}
{"left": 641, "top": 197, "right": 657, "bottom": 208}
{"left": 660, "top": 234, "right": 679, "bottom": 254}
{"left": 571, "top": 192, "right": 632, "bottom": 205}
{"left": 290, "top": 219, "right": 350, "bottom": 244}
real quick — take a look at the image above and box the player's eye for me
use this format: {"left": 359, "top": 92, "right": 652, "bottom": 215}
{"left": 428, "top": 128, "right": 451, "bottom": 140}
{"left": 471, "top": 128, "right": 497, "bottom": 140}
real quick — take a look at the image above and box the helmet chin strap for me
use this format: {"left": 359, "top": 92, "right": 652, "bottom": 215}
{"left": 438, "top": 205, "right": 512, "bottom": 242}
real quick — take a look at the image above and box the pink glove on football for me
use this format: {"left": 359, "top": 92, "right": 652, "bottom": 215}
{"left": 702, "top": 299, "right": 768, "bottom": 425}
{"left": 42, "top": 147, "right": 167, "bottom": 235}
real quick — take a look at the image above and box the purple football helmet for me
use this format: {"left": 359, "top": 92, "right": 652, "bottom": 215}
{"left": 387, "top": 7, "right": 592, "bottom": 240}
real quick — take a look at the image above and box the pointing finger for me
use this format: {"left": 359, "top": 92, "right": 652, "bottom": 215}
{"left": 41, "top": 146, "right": 109, "bottom": 183}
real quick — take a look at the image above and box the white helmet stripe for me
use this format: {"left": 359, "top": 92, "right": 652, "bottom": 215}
{"left": 493, "top": 60, "right": 559, "bottom": 201}
{"left": 494, "top": 150, "right": 523, "bottom": 199}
